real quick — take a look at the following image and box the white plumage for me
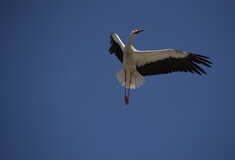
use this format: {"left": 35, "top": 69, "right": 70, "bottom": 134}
{"left": 109, "top": 29, "right": 212, "bottom": 105}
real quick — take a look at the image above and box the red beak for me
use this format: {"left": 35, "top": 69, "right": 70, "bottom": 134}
{"left": 135, "top": 29, "right": 144, "bottom": 34}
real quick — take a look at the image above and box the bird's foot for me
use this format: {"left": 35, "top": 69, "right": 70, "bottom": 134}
{"left": 124, "top": 96, "right": 129, "bottom": 105}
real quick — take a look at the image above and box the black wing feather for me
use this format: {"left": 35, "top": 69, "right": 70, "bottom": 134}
{"left": 137, "top": 53, "right": 212, "bottom": 76}
{"left": 108, "top": 34, "right": 123, "bottom": 63}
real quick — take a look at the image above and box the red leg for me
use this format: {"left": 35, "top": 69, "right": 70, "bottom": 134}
{"left": 124, "top": 69, "right": 128, "bottom": 104}
{"left": 126, "top": 73, "right": 132, "bottom": 105}
{"left": 124, "top": 73, "right": 132, "bottom": 105}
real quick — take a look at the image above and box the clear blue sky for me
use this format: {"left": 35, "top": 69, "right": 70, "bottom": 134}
{"left": 1, "top": 0, "right": 235, "bottom": 160}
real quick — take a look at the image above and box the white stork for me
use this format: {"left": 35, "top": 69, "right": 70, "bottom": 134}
{"left": 109, "top": 29, "right": 212, "bottom": 105}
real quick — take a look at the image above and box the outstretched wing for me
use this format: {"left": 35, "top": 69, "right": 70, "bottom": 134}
{"left": 134, "top": 49, "right": 212, "bottom": 76}
{"left": 109, "top": 33, "right": 125, "bottom": 63}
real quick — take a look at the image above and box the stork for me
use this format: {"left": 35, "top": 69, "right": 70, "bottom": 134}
{"left": 109, "top": 29, "right": 212, "bottom": 105}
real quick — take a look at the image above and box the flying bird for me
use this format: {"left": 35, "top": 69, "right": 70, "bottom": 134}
{"left": 109, "top": 29, "right": 212, "bottom": 105}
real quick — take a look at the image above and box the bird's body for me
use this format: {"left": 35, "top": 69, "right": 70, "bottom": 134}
{"left": 109, "top": 29, "right": 212, "bottom": 105}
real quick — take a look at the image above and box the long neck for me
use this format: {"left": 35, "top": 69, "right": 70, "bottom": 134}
{"left": 126, "top": 33, "right": 135, "bottom": 47}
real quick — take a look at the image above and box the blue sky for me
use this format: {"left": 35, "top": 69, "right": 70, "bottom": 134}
{"left": 1, "top": 0, "right": 235, "bottom": 160}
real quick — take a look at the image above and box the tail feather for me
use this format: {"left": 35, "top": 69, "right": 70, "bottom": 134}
{"left": 116, "top": 69, "right": 145, "bottom": 89}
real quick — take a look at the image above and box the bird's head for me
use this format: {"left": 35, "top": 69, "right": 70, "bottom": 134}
{"left": 132, "top": 29, "right": 144, "bottom": 35}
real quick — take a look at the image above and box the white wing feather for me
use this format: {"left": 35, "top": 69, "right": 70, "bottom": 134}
{"left": 134, "top": 49, "right": 189, "bottom": 67}
{"left": 111, "top": 33, "right": 125, "bottom": 50}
